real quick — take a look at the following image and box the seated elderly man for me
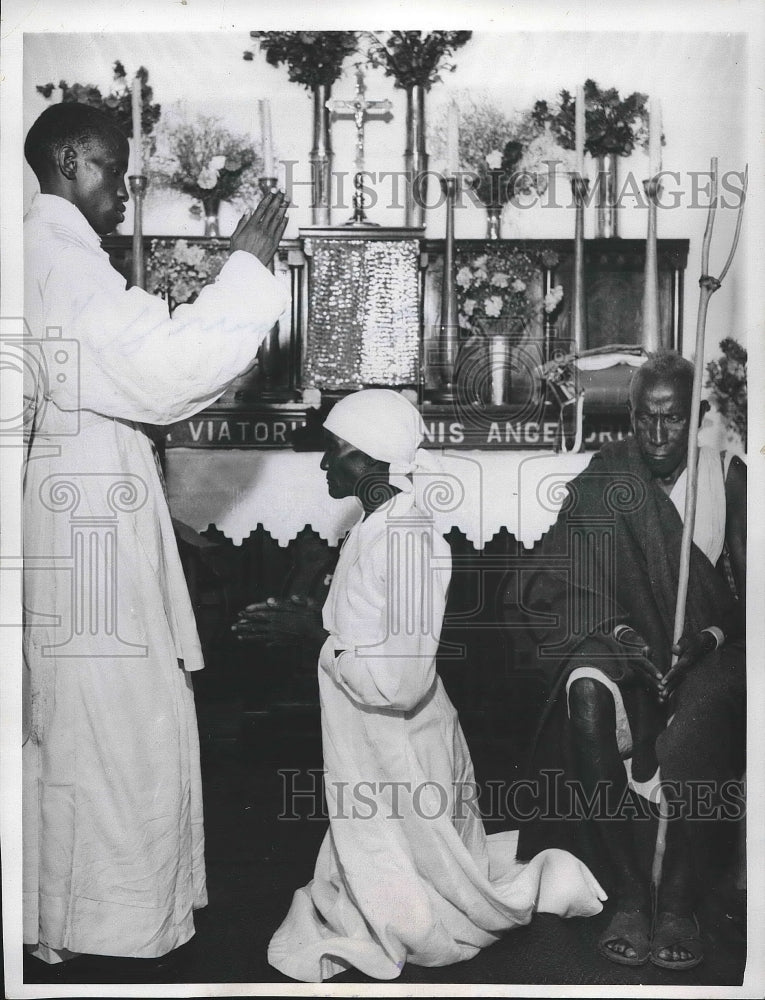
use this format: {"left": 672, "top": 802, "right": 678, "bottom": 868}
{"left": 515, "top": 350, "right": 745, "bottom": 971}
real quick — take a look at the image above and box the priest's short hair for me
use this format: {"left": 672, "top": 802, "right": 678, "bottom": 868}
{"left": 25, "top": 102, "right": 126, "bottom": 180}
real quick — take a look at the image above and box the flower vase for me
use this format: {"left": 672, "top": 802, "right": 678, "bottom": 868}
{"left": 485, "top": 203, "right": 502, "bottom": 240}
{"left": 480, "top": 168, "right": 506, "bottom": 239}
{"left": 488, "top": 335, "right": 511, "bottom": 405}
{"left": 310, "top": 83, "right": 333, "bottom": 226}
{"left": 595, "top": 153, "right": 620, "bottom": 238}
{"left": 404, "top": 85, "right": 428, "bottom": 228}
{"left": 484, "top": 332, "right": 538, "bottom": 409}
{"left": 202, "top": 195, "right": 221, "bottom": 237}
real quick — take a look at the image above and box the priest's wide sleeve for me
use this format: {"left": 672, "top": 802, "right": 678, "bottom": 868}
{"left": 325, "top": 523, "right": 451, "bottom": 712}
{"left": 40, "top": 247, "right": 288, "bottom": 425}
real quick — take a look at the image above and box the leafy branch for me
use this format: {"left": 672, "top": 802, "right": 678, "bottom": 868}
{"left": 532, "top": 78, "right": 651, "bottom": 158}
{"left": 364, "top": 31, "right": 472, "bottom": 91}
{"left": 244, "top": 31, "right": 359, "bottom": 89}
{"left": 36, "top": 61, "right": 161, "bottom": 141}
{"left": 705, "top": 337, "right": 747, "bottom": 447}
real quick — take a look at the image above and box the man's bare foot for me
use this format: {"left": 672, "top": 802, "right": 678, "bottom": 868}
{"left": 598, "top": 906, "right": 651, "bottom": 966}
{"left": 650, "top": 912, "right": 703, "bottom": 970}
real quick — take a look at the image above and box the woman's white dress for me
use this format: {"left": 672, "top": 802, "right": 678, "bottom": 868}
{"left": 268, "top": 491, "right": 606, "bottom": 982}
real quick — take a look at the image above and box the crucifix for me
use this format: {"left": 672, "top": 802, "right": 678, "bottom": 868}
{"left": 327, "top": 63, "right": 393, "bottom": 225}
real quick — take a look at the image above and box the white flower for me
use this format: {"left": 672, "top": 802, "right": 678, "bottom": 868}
{"left": 197, "top": 166, "right": 219, "bottom": 190}
{"left": 173, "top": 279, "right": 193, "bottom": 303}
{"left": 462, "top": 298, "right": 476, "bottom": 316}
{"left": 458, "top": 314, "right": 471, "bottom": 329}
{"left": 544, "top": 284, "right": 565, "bottom": 313}
{"left": 175, "top": 242, "right": 206, "bottom": 268}
{"left": 209, "top": 155, "right": 227, "bottom": 172}
{"left": 484, "top": 295, "right": 504, "bottom": 318}
{"left": 511, "top": 278, "right": 526, "bottom": 292}
{"left": 456, "top": 266, "right": 473, "bottom": 289}
{"left": 474, "top": 254, "right": 488, "bottom": 268}
{"left": 491, "top": 272, "right": 509, "bottom": 288}
{"left": 474, "top": 268, "right": 488, "bottom": 283}
{"left": 486, "top": 149, "right": 503, "bottom": 170}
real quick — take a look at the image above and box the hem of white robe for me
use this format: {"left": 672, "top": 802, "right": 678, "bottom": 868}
{"left": 268, "top": 830, "right": 606, "bottom": 983}
{"left": 23, "top": 890, "right": 207, "bottom": 962}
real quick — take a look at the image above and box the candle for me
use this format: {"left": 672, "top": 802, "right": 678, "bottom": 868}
{"left": 446, "top": 100, "right": 459, "bottom": 177}
{"left": 575, "top": 84, "right": 585, "bottom": 176}
{"left": 131, "top": 74, "right": 142, "bottom": 175}
{"left": 258, "top": 99, "right": 275, "bottom": 177}
{"left": 649, "top": 97, "right": 662, "bottom": 177}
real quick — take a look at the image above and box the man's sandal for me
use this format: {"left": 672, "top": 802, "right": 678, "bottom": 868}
{"left": 650, "top": 912, "right": 704, "bottom": 971}
{"left": 597, "top": 909, "right": 651, "bottom": 967}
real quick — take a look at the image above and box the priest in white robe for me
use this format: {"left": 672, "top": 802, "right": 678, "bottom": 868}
{"left": 235, "top": 390, "right": 607, "bottom": 982}
{"left": 22, "top": 102, "right": 289, "bottom": 964}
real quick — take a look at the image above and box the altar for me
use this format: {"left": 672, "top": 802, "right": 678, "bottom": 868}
{"left": 100, "top": 226, "right": 690, "bottom": 720}
{"left": 100, "top": 43, "right": 696, "bottom": 739}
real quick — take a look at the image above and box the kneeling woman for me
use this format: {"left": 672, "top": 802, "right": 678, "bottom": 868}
{"left": 234, "top": 389, "right": 606, "bottom": 982}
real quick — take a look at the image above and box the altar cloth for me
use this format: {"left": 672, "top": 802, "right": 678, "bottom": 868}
{"left": 166, "top": 449, "right": 593, "bottom": 550}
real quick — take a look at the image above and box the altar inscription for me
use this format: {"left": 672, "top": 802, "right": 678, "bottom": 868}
{"left": 165, "top": 410, "right": 627, "bottom": 451}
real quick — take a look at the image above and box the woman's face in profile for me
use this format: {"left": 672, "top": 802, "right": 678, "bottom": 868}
{"left": 320, "top": 431, "right": 374, "bottom": 500}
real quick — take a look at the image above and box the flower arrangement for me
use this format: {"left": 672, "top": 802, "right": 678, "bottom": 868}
{"left": 149, "top": 113, "right": 261, "bottom": 217}
{"left": 364, "top": 31, "right": 472, "bottom": 90}
{"left": 245, "top": 31, "right": 359, "bottom": 88}
{"left": 705, "top": 337, "right": 747, "bottom": 448}
{"left": 37, "top": 61, "right": 161, "bottom": 149}
{"left": 146, "top": 239, "right": 229, "bottom": 313}
{"left": 532, "top": 78, "right": 650, "bottom": 158}
{"left": 455, "top": 247, "right": 563, "bottom": 334}
{"left": 430, "top": 93, "right": 560, "bottom": 203}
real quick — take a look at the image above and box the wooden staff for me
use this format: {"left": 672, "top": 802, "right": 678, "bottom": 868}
{"left": 651, "top": 156, "right": 747, "bottom": 890}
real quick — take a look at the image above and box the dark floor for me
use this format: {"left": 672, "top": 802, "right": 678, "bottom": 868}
{"left": 22, "top": 699, "right": 747, "bottom": 993}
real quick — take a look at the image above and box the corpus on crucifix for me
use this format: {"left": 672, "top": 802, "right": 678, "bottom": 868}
{"left": 327, "top": 63, "right": 393, "bottom": 225}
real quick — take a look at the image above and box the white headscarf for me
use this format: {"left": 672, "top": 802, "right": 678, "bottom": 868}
{"left": 323, "top": 389, "right": 432, "bottom": 493}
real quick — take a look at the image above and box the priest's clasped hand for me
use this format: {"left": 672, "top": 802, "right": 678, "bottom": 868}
{"left": 230, "top": 190, "right": 289, "bottom": 267}
{"left": 231, "top": 594, "right": 328, "bottom": 650}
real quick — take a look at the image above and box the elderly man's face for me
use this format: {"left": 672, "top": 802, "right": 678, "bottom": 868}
{"left": 70, "top": 130, "right": 129, "bottom": 235}
{"left": 320, "top": 431, "right": 376, "bottom": 500}
{"left": 631, "top": 376, "right": 692, "bottom": 479}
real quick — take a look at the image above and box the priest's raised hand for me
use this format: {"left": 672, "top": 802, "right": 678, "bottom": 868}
{"left": 230, "top": 190, "right": 289, "bottom": 267}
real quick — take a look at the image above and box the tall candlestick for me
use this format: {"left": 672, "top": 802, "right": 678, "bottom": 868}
{"left": 446, "top": 100, "right": 459, "bottom": 177}
{"left": 129, "top": 176, "right": 147, "bottom": 290}
{"left": 642, "top": 178, "right": 661, "bottom": 350}
{"left": 258, "top": 99, "right": 275, "bottom": 177}
{"left": 431, "top": 174, "right": 460, "bottom": 402}
{"left": 131, "top": 74, "right": 143, "bottom": 175}
{"left": 649, "top": 97, "right": 662, "bottom": 178}
{"left": 571, "top": 175, "right": 588, "bottom": 351}
{"left": 575, "top": 84, "right": 585, "bottom": 176}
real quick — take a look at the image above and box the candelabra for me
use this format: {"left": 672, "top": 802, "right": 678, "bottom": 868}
{"left": 342, "top": 172, "right": 378, "bottom": 227}
{"left": 129, "top": 175, "right": 148, "bottom": 290}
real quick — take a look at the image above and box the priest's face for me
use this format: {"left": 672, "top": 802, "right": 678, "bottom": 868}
{"left": 320, "top": 431, "right": 375, "bottom": 500}
{"left": 71, "top": 130, "right": 130, "bottom": 234}
{"left": 631, "top": 376, "right": 692, "bottom": 480}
